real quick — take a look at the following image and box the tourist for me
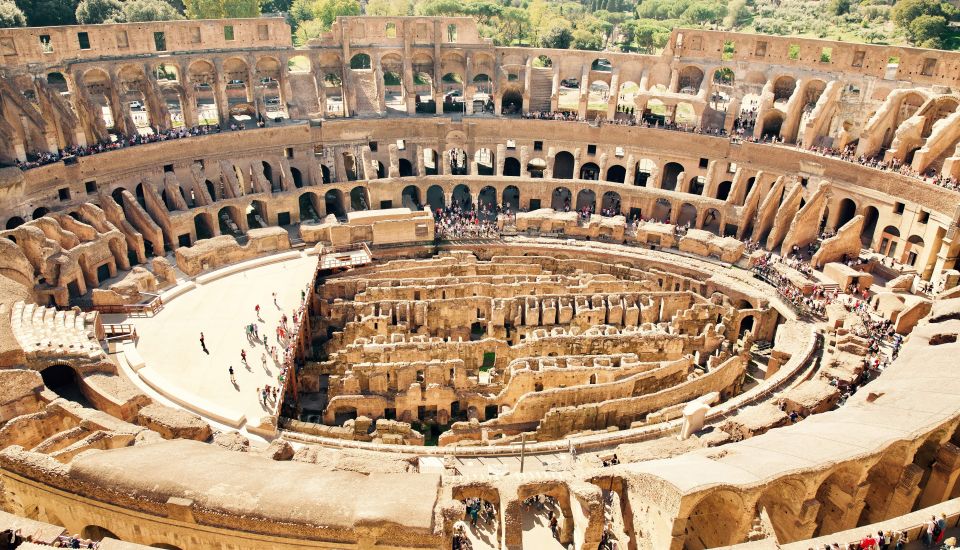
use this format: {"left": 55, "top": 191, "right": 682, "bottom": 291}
{"left": 229, "top": 365, "right": 236, "bottom": 385}
{"left": 241, "top": 349, "right": 247, "bottom": 364}
{"left": 200, "top": 332, "right": 207, "bottom": 353}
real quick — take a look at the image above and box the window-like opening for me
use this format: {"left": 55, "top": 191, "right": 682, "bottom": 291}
{"left": 58, "top": 187, "right": 71, "bottom": 201}
{"left": 39, "top": 35, "right": 53, "bottom": 53}
{"left": 820, "top": 47, "right": 832, "bottom": 64}
{"left": 722, "top": 40, "right": 735, "bottom": 60}
{"left": 788, "top": 44, "right": 800, "bottom": 60}
{"left": 386, "top": 22, "right": 396, "bottom": 38}
{"left": 587, "top": 144, "right": 597, "bottom": 155}
{"left": 153, "top": 32, "right": 166, "bottom": 51}
{"left": 921, "top": 58, "right": 937, "bottom": 77}
{"left": 534, "top": 140, "right": 543, "bottom": 151}
{"left": 894, "top": 202, "right": 905, "bottom": 215}
{"left": 77, "top": 32, "right": 90, "bottom": 50}
{"left": 852, "top": 50, "right": 865, "bottom": 67}
{"left": 85, "top": 181, "right": 97, "bottom": 194}
{"left": 224, "top": 25, "right": 235, "bottom": 41}
{"left": 447, "top": 24, "right": 457, "bottom": 42}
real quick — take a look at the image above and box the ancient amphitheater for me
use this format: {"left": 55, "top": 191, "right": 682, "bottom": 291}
{"left": 1, "top": 14, "right": 960, "bottom": 550}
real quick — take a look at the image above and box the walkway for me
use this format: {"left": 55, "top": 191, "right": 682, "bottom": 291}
{"left": 110, "top": 252, "right": 317, "bottom": 437}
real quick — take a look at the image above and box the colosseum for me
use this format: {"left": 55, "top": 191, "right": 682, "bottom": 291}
{"left": 0, "top": 14, "right": 959, "bottom": 550}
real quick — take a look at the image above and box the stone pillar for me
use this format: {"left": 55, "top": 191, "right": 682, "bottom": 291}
{"left": 724, "top": 96, "right": 741, "bottom": 134}
{"left": 606, "top": 70, "right": 620, "bottom": 119}
{"left": 520, "top": 146, "right": 530, "bottom": 178}
{"left": 496, "top": 143, "right": 506, "bottom": 176}
{"left": 668, "top": 68, "right": 679, "bottom": 92}
{"left": 388, "top": 143, "right": 400, "bottom": 178}
{"left": 361, "top": 145, "right": 374, "bottom": 180}
{"left": 544, "top": 146, "right": 555, "bottom": 179}
{"left": 213, "top": 66, "right": 231, "bottom": 126}
{"left": 572, "top": 148, "right": 582, "bottom": 180}
{"left": 918, "top": 443, "right": 960, "bottom": 509}
{"left": 625, "top": 155, "right": 636, "bottom": 186}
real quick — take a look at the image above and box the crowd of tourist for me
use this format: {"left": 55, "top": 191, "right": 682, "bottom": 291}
{"left": 434, "top": 205, "right": 500, "bottom": 240}
{"left": 14, "top": 122, "right": 261, "bottom": 171}
{"left": 0, "top": 530, "right": 100, "bottom": 548}
{"left": 798, "top": 143, "right": 960, "bottom": 192}
{"left": 751, "top": 252, "right": 835, "bottom": 317}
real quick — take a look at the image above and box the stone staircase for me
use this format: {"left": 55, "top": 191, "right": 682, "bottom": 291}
{"left": 10, "top": 301, "right": 104, "bottom": 360}
{"left": 528, "top": 68, "right": 553, "bottom": 112}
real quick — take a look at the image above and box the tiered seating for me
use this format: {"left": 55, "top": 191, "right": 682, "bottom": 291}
{"left": 10, "top": 301, "right": 104, "bottom": 359}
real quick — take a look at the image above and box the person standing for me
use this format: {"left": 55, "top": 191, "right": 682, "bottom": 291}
{"left": 229, "top": 366, "right": 236, "bottom": 385}
{"left": 200, "top": 332, "right": 207, "bottom": 353}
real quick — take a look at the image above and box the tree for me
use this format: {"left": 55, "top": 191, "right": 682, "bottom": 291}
{"left": 415, "top": 0, "right": 463, "bottom": 16}
{"left": 618, "top": 19, "right": 637, "bottom": 50}
{"left": 17, "top": 0, "right": 80, "bottom": 26}
{"left": 185, "top": 0, "right": 224, "bottom": 18}
{"left": 123, "top": 0, "right": 184, "bottom": 21}
{"left": 571, "top": 28, "right": 603, "bottom": 50}
{"left": 0, "top": 0, "right": 27, "bottom": 26}
{"left": 259, "top": 0, "right": 291, "bottom": 14}
{"left": 75, "top": 0, "right": 122, "bottom": 23}
{"left": 891, "top": 0, "right": 957, "bottom": 44}
{"left": 365, "top": 0, "right": 412, "bottom": 16}
{"left": 830, "top": 0, "right": 850, "bottom": 15}
{"left": 909, "top": 14, "right": 948, "bottom": 47}
{"left": 223, "top": 0, "right": 258, "bottom": 17}
{"left": 312, "top": 0, "right": 359, "bottom": 27}
{"left": 539, "top": 22, "right": 573, "bottom": 49}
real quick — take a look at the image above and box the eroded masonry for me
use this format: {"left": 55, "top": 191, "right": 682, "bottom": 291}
{"left": 1, "top": 14, "right": 960, "bottom": 550}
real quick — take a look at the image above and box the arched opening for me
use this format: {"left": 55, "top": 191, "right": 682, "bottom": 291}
{"left": 761, "top": 111, "right": 784, "bottom": 138}
{"left": 194, "top": 213, "right": 214, "bottom": 240}
{"left": 441, "top": 72, "right": 465, "bottom": 113}
{"left": 349, "top": 186, "right": 370, "bottom": 211}
{"left": 835, "top": 198, "right": 857, "bottom": 230}
{"left": 324, "top": 189, "right": 346, "bottom": 220}
{"left": 217, "top": 206, "right": 243, "bottom": 236}
{"left": 601, "top": 191, "right": 621, "bottom": 215}
{"left": 474, "top": 148, "right": 494, "bottom": 176}
{"left": 423, "top": 148, "right": 439, "bottom": 176}
{"left": 880, "top": 225, "right": 901, "bottom": 258}
{"left": 111, "top": 188, "right": 126, "bottom": 207}
{"left": 452, "top": 184, "right": 472, "bottom": 211}
{"left": 478, "top": 186, "right": 497, "bottom": 218}
{"left": 401, "top": 185, "right": 421, "bottom": 210}
{"left": 678, "top": 65, "right": 705, "bottom": 94}
{"left": 716, "top": 180, "right": 732, "bottom": 201}
{"left": 41, "top": 364, "right": 89, "bottom": 406}
{"left": 5, "top": 216, "right": 25, "bottom": 230}
{"left": 579, "top": 162, "right": 600, "bottom": 181}
{"left": 333, "top": 405, "right": 358, "bottom": 425}
{"left": 661, "top": 162, "right": 684, "bottom": 191}
{"left": 553, "top": 151, "right": 574, "bottom": 179}
{"left": 652, "top": 198, "right": 672, "bottom": 222}
{"left": 32, "top": 207, "right": 50, "bottom": 219}
{"left": 575, "top": 189, "right": 596, "bottom": 212}
{"left": 905, "top": 235, "right": 925, "bottom": 267}
{"left": 204, "top": 180, "right": 217, "bottom": 201}
{"left": 413, "top": 69, "right": 434, "bottom": 114}
{"left": 635, "top": 159, "right": 654, "bottom": 187}
{"left": 688, "top": 176, "right": 705, "bottom": 195}
{"left": 290, "top": 167, "right": 304, "bottom": 189}
{"left": 738, "top": 315, "right": 755, "bottom": 340}
{"left": 504, "top": 157, "right": 521, "bottom": 177}
{"left": 426, "top": 185, "right": 445, "bottom": 211}
{"left": 591, "top": 58, "right": 612, "bottom": 72}
{"left": 501, "top": 87, "right": 523, "bottom": 115}
{"left": 773, "top": 75, "right": 796, "bottom": 106}
{"left": 350, "top": 53, "right": 371, "bottom": 70}
{"left": 587, "top": 81, "right": 610, "bottom": 117}
{"left": 677, "top": 203, "right": 697, "bottom": 227}
{"left": 527, "top": 158, "right": 546, "bottom": 178}
{"left": 519, "top": 488, "right": 574, "bottom": 547}
{"left": 82, "top": 525, "right": 119, "bottom": 541}
{"left": 683, "top": 491, "right": 750, "bottom": 548}
{"left": 755, "top": 478, "right": 810, "bottom": 544}
{"left": 503, "top": 186, "right": 520, "bottom": 212}
{"left": 861, "top": 206, "right": 879, "bottom": 248}
{"left": 702, "top": 208, "right": 722, "bottom": 235}
{"left": 606, "top": 165, "right": 626, "bottom": 183}
{"left": 398, "top": 158, "right": 415, "bottom": 177}
{"left": 382, "top": 68, "right": 404, "bottom": 113}
{"left": 448, "top": 147, "right": 468, "bottom": 175}
{"left": 551, "top": 187, "right": 572, "bottom": 211}
{"left": 298, "top": 193, "right": 320, "bottom": 223}
{"left": 376, "top": 161, "right": 386, "bottom": 179}
{"left": 813, "top": 466, "right": 863, "bottom": 537}
{"left": 342, "top": 152, "right": 360, "bottom": 181}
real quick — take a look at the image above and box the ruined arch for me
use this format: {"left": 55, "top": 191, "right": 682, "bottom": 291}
{"left": 678, "top": 65, "right": 705, "bottom": 94}
{"left": 682, "top": 490, "right": 751, "bottom": 548}
{"left": 349, "top": 186, "right": 370, "bottom": 211}
{"left": 551, "top": 187, "right": 572, "bottom": 211}
{"left": 606, "top": 164, "right": 626, "bottom": 183}
{"left": 503, "top": 157, "right": 521, "bottom": 177}
{"left": 553, "top": 151, "right": 575, "bottom": 179}
{"left": 401, "top": 185, "right": 421, "bottom": 209}
{"left": 661, "top": 162, "right": 684, "bottom": 191}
